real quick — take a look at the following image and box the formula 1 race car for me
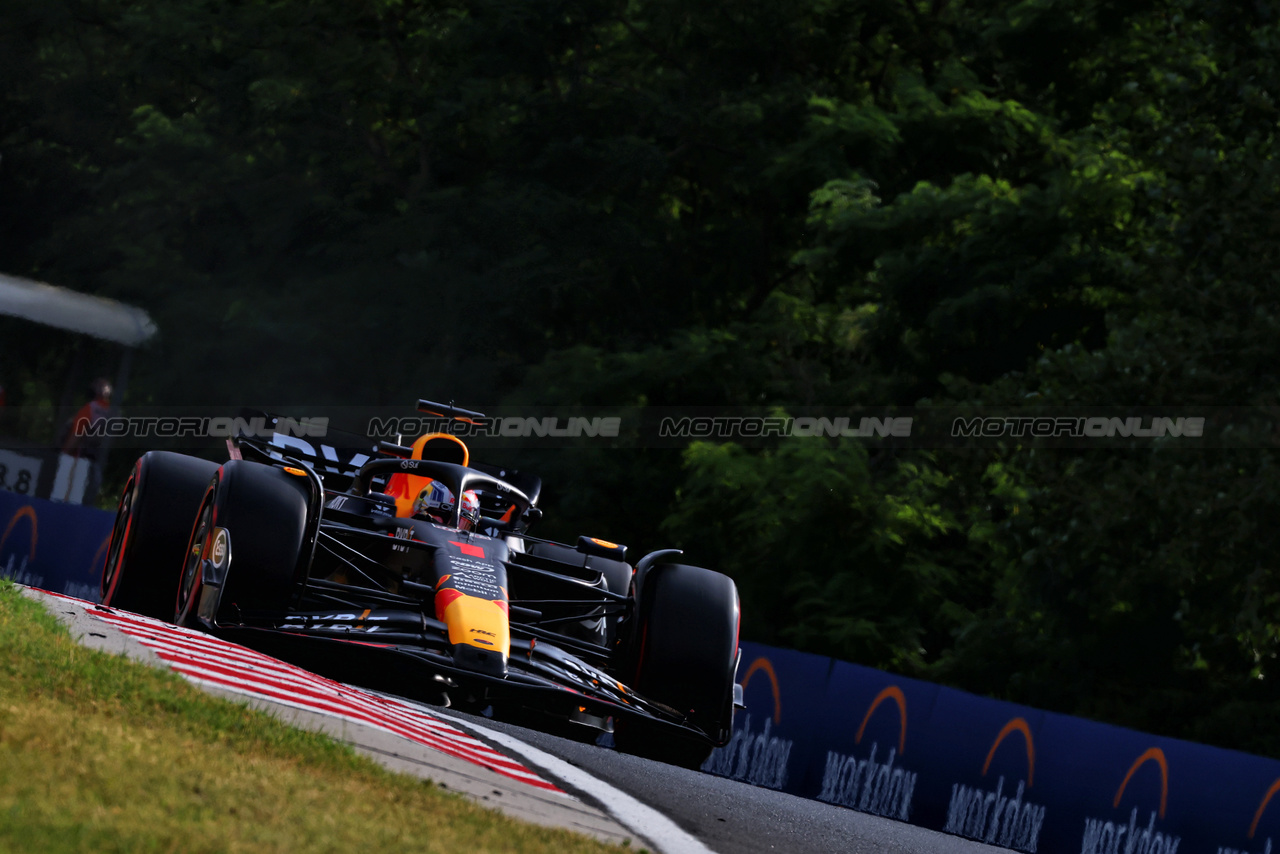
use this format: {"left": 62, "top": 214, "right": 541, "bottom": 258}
{"left": 100, "top": 400, "right": 741, "bottom": 767}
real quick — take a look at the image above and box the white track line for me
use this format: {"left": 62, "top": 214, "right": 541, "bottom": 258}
{"left": 432, "top": 710, "right": 716, "bottom": 854}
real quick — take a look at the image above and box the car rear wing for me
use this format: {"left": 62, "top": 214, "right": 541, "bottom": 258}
{"left": 228, "top": 400, "right": 544, "bottom": 507}
{"left": 227, "top": 409, "right": 383, "bottom": 488}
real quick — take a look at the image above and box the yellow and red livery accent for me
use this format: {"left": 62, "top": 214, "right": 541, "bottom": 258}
{"left": 435, "top": 589, "right": 511, "bottom": 654}
{"left": 383, "top": 433, "right": 471, "bottom": 517}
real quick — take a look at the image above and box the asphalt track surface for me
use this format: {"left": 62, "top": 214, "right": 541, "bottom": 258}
{"left": 432, "top": 706, "right": 1007, "bottom": 854}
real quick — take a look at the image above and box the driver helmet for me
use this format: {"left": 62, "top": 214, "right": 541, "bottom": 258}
{"left": 413, "top": 481, "right": 481, "bottom": 531}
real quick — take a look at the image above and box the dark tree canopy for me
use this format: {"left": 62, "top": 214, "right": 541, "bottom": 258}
{"left": 4, "top": 0, "right": 1280, "bottom": 756}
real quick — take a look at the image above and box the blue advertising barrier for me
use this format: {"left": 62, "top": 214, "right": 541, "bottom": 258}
{"left": 0, "top": 490, "right": 112, "bottom": 602}
{"left": 710, "top": 641, "right": 1280, "bottom": 853}
{"left": 8, "top": 491, "right": 1280, "bottom": 852}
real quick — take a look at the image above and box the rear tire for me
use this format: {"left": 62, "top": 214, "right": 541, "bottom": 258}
{"left": 101, "top": 452, "right": 220, "bottom": 619}
{"left": 614, "top": 563, "right": 740, "bottom": 768}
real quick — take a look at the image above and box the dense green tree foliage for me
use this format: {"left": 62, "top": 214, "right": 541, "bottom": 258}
{"left": 4, "top": 0, "right": 1280, "bottom": 755}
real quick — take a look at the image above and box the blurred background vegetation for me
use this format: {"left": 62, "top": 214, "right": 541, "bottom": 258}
{"left": 3, "top": 0, "right": 1280, "bottom": 756}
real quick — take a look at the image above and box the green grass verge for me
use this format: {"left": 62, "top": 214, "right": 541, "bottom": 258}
{"left": 0, "top": 579, "right": 633, "bottom": 853}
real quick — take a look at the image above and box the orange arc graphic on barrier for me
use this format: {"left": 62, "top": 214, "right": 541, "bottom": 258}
{"left": 0, "top": 506, "right": 38, "bottom": 562}
{"left": 740, "top": 657, "right": 782, "bottom": 724}
{"left": 855, "top": 686, "right": 907, "bottom": 755}
{"left": 90, "top": 534, "right": 112, "bottom": 576}
{"left": 1113, "top": 747, "right": 1169, "bottom": 819}
{"left": 983, "top": 717, "right": 1035, "bottom": 787}
{"left": 1249, "top": 777, "right": 1280, "bottom": 839}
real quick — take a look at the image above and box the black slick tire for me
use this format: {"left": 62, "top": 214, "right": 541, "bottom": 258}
{"left": 100, "top": 452, "right": 221, "bottom": 620}
{"left": 196, "top": 460, "right": 310, "bottom": 619}
{"left": 614, "top": 563, "right": 740, "bottom": 768}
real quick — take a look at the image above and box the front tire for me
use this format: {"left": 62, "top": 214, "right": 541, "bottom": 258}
{"left": 197, "top": 460, "right": 310, "bottom": 619}
{"left": 614, "top": 563, "right": 740, "bottom": 768}
{"left": 175, "top": 484, "right": 216, "bottom": 626}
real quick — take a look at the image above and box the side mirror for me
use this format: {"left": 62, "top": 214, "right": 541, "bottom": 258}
{"left": 577, "top": 536, "right": 626, "bottom": 562}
